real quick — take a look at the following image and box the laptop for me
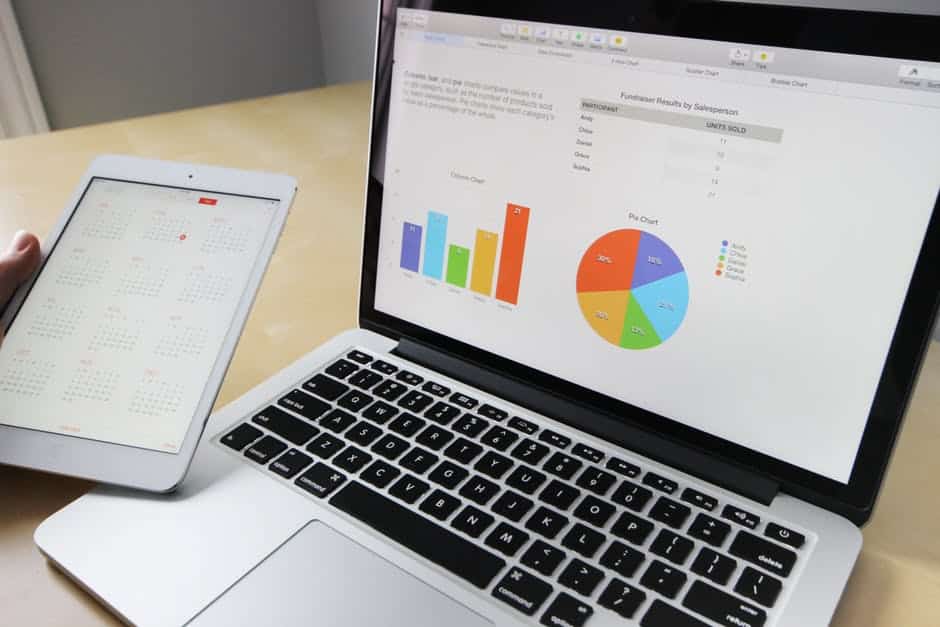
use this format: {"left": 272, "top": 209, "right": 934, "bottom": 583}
{"left": 34, "top": 1, "right": 940, "bottom": 626}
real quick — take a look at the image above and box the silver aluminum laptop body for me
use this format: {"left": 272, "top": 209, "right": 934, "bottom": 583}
{"left": 35, "top": 329, "right": 860, "bottom": 626}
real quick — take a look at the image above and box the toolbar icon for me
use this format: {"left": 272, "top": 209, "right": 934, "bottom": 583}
{"left": 729, "top": 47, "right": 750, "bottom": 62}
{"left": 610, "top": 34, "right": 627, "bottom": 49}
{"left": 754, "top": 50, "right": 775, "bottom": 64}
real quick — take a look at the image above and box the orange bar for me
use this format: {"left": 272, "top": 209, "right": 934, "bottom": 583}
{"left": 470, "top": 229, "right": 499, "bottom": 296}
{"left": 494, "top": 203, "right": 530, "bottom": 305}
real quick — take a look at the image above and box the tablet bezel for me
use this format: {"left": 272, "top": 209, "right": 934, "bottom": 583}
{"left": 0, "top": 154, "right": 296, "bottom": 491}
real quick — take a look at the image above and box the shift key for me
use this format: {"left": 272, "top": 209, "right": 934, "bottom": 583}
{"left": 729, "top": 530, "right": 797, "bottom": 578}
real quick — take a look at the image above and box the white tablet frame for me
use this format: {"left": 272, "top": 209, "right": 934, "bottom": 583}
{"left": 0, "top": 154, "right": 296, "bottom": 491}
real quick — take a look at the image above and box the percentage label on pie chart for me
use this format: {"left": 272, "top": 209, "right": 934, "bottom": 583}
{"left": 576, "top": 229, "right": 688, "bottom": 349}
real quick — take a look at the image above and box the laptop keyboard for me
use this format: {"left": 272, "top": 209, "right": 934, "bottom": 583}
{"left": 217, "top": 348, "right": 811, "bottom": 626}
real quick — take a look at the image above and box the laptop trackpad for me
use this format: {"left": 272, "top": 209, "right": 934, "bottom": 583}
{"left": 190, "top": 520, "right": 493, "bottom": 626}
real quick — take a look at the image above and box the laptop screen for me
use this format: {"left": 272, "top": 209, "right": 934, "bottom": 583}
{"left": 372, "top": 9, "right": 940, "bottom": 484}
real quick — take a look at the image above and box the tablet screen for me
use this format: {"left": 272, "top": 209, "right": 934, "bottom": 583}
{"left": 0, "top": 178, "right": 278, "bottom": 453}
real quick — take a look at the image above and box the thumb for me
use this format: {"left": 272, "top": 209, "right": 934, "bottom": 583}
{"left": 0, "top": 230, "right": 41, "bottom": 310}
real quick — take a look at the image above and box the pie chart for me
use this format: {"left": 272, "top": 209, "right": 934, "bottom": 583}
{"left": 576, "top": 229, "right": 688, "bottom": 350}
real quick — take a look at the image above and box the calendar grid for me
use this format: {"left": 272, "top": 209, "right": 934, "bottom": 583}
{"left": 0, "top": 179, "right": 277, "bottom": 453}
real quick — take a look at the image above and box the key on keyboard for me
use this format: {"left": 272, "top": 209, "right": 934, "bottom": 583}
{"left": 303, "top": 374, "right": 348, "bottom": 400}
{"left": 492, "top": 567, "right": 552, "bottom": 617}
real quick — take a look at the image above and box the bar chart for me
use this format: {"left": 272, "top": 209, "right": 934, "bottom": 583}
{"left": 399, "top": 203, "right": 531, "bottom": 305}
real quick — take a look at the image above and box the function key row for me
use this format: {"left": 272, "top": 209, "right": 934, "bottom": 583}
{"left": 451, "top": 392, "right": 478, "bottom": 409}
{"left": 371, "top": 359, "right": 398, "bottom": 375}
{"left": 607, "top": 456, "right": 641, "bottom": 478}
{"left": 325, "top": 358, "right": 358, "bottom": 379}
{"left": 348, "top": 369, "right": 382, "bottom": 390}
{"left": 681, "top": 487, "right": 718, "bottom": 512}
{"left": 508, "top": 416, "right": 538, "bottom": 435}
{"left": 538, "top": 429, "right": 571, "bottom": 449}
{"left": 422, "top": 381, "right": 450, "bottom": 397}
{"left": 571, "top": 443, "right": 603, "bottom": 464}
{"left": 477, "top": 403, "right": 507, "bottom": 421}
{"left": 346, "top": 350, "right": 372, "bottom": 364}
{"left": 396, "top": 370, "right": 424, "bottom": 386}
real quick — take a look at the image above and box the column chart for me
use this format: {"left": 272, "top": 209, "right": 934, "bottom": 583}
{"left": 399, "top": 203, "right": 531, "bottom": 306}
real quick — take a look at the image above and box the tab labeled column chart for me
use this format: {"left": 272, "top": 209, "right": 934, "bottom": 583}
{"left": 398, "top": 203, "right": 532, "bottom": 306}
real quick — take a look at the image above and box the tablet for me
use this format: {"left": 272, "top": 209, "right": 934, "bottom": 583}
{"left": 0, "top": 155, "right": 295, "bottom": 491}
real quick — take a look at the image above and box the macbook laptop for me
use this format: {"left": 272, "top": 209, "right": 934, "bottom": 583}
{"left": 35, "top": 1, "right": 940, "bottom": 626}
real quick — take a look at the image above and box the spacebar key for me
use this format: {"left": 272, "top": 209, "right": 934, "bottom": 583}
{"left": 330, "top": 481, "right": 506, "bottom": 589}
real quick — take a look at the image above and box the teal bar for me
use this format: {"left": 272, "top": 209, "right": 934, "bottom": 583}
{"left": 422, "top": 211, "right": 448, "bottom": 279}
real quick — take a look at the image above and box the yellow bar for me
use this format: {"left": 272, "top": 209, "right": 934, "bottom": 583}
{"left": 470, "top": 229, "right": 499, "bottom": 295}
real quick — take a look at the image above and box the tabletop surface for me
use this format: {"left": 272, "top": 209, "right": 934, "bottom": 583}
{"left": 1, "top": 81, "right": 938, "bottom": 626}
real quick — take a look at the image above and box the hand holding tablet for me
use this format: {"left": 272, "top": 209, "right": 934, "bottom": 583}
{"left": 0, "top": 231, "right": 41, "bottom": 343}
{"left": 0, "top": 155, "right": 296, "bottom": 490}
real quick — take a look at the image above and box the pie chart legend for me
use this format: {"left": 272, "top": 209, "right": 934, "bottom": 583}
{"left": 576, "top": 229, "right": 689, "bottom": 349}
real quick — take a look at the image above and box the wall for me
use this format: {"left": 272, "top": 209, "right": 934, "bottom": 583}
{"left": 12, "top": 0, "right": 325, "bottom": 129}
{"left": 316, "top": 0, "right": 379, "bottom": 85}
{"left": 13, "top": 1, "right": 939, "bottom": 130}
{"left": 744, "top": 0, "right": 939, "bottom": 12}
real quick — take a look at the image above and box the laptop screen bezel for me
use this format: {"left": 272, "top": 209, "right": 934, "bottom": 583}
{"left": 359, "top": 0, "right": 940, "bottom": 523}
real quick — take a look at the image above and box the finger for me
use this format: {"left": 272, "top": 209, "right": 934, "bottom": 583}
{"left": 0, "top": 230, "right": 41, "bottom": 307}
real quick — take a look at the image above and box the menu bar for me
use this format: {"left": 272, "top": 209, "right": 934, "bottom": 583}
{"left": 397, "top": 8, "right": 940, "bottom": 99}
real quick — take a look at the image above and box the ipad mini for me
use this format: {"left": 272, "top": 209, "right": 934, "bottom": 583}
{"left": 0, "top": 155, "right": 295, "bottom": 490}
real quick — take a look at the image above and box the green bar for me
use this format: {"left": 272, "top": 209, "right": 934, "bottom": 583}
{"left": 446, "top": 245, "right": 470, "bottom": 287}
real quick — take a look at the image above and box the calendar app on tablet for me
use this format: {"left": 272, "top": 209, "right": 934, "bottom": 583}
{"left": 0, "top": 178, "right": 278, "bottom": 453}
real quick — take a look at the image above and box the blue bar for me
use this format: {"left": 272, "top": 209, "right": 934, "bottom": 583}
{"left": 422, "top": 211, "right": 448, "bottom": 279}
{"left": 400, "top": 222, "right": 422, "bottom": 272}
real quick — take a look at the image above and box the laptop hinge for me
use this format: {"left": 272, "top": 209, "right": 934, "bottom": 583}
{"left": 394, "top": 338, "right": 780, "bottom": 506}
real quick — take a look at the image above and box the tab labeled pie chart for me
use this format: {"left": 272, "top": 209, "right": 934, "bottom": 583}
{"left": 576, "top": 229, "right": 688, "bottom": 349}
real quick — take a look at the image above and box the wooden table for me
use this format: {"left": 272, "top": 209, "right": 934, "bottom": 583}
{"left": 1, "top": 81, "right": 938, "bottom": 626}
